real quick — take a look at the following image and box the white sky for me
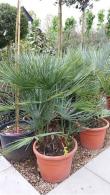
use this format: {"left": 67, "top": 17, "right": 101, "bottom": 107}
{"left": 0, "top": 0, "right": 110, "bottom": 30}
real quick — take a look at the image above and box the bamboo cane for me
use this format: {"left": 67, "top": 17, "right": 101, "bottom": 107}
{"left": 58, "top": 0, "right": 63, "bottom": 57}
{"left": 81, "top": 10, "right": 85, "bottom": 49}
{"left": 15, "top": 0, "right": 21, "bottom": 133}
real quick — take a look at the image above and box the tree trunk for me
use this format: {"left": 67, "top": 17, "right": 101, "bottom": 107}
{"left": 58, "top": 0, "right": 62, "bottom": 57}
{"left": 15, "top": 0, "right": 21, "bottom": 133}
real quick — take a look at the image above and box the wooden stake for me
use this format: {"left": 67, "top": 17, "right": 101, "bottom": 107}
{"left": 15, "top": 0, "right": 21, "bottom": 133}
{"left": 81, "top": 10, "right": 85, "bottom": 49}
{"left": 58, "top": 0, "right": 62, "bottom": 57}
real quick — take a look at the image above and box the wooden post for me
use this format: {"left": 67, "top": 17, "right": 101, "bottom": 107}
{"left": 15, "top": 0, "right": 21, "bottom": 133}
{"left": 58, "top": 0, "right": 62, "bottom": 57}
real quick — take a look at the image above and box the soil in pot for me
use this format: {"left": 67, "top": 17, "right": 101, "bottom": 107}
{"left": 37, "top": 135, "right": 74, "bottom": 156}
{"left": 1, "top": 122, "right": 31, "bottom": 134}
{"left": 0, "top": 110, "right": 25, "bottom": 127}
{"left": 80, "top": 118, "right": 109, "bottom": 150}
{"left": 0, "top": 121, "right": 34, "bottom": 161}
{"left": 33, "top": 135, "right": 77, "bottom": 183}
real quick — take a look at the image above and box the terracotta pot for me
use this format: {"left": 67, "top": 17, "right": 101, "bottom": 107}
{"left": 33, "top": 138, "right": 77, "bottom": 183}
{"left": 80, "top": 118, "right": 109, "bottom": 150}
{"left": 106, "top": 96, "right": 110, "bottom": 110}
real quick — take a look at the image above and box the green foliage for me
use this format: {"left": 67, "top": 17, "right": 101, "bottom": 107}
{"left": 27, "top": 28, "right": 48, "bottom": 53}
{"left": 74, "top": 46, "right": 110, "bottom": 126}
{"left": 85, "top": 10, "right": 95, "bottom": 35}
{"left": 97, "top": 9, "right": 105, "bottom": 29}
{"left": 84, "top": 44, "right": 110, "bottom": 95}
{"left": 2, "top": 44, "right": 110, "bottom": 151}
{"left": 62, "top": 32, "right": 81, "bottom": 51}
{"left": 0, "top": 49, "right": 92, "bottom": 129}
{"left": 23, "top": 15, "right": 57, "bottom": 54}
{"left": 106, "top": 10, "right": 110, "bottom": 39}
{"left": 29, "top": 10, "right": 40, "bottom": 29}
{"left": 64, "top": 17, "right": 76, "bottom": 31}
{"left": 0, "top": 48, "right": 93, "bottom": 152}
{"left": 21, "top": 18, "right": 49, "bottom": 53}
{"left": 46, "top": 16, "right": 59, "bottom": 48}
{"left": 51, "top": 16, "right": 59, "bottom": 32}
{"left": 0, "top": 3, "right": 28, "bottom": 49}
{"left": 32, "top": 18, "right": 40, "bottom": 29}
{"left": 74, "top": 75, "right": 104, "bottom": 127}
{"left": 75, "top": 78, "right": 100, "bottom": 108}
{"left": 63, "top": 17, "right": 77, "bottom": 51}
{"left": 62, "top": 0, "right": 99, "bottom": 48}
{"left": 3, "top": 46, "right": 110, "bottom": 151}
{"left": 87, "top": 29, "right": 109, "bottom": 48}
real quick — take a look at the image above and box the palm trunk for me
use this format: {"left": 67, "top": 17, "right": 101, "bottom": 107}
{"left": 58, "top": 0, "right": 62, "bottom": 57}
{"left": 15, "top": 0, "right": 21, "bottom": 133}
{"left": 81, "top": 10, "right": 85, "bottom": 49}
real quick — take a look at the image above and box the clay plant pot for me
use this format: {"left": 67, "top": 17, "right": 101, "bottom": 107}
{"left": 80, "top": 118, "right": 109, "bottom": 150}
{"left": 106, "top": 96, "right": 110, "bottom": 110}
{"left": 33, "top": 138, "right": 77, "bottom": 183}
{"left": 0, "top": 121, "right": 35, "bottom": 161}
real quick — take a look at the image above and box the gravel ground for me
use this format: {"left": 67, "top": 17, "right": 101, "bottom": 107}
{"left": 10, "top": 127, "right": 110, "bottom": 195}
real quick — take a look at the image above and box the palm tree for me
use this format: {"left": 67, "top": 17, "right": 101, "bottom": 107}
{"left": 0, "top": 49, "right": 92, "bottom": 151}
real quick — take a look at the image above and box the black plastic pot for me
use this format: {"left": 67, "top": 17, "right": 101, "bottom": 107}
{"left": 0, "top": 121, "right": 35, "bottom": 161}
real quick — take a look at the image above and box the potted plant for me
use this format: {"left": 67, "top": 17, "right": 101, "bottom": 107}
{"left": 7, "top": 89, "right": 92, "bottom": 183}
{"left": 0, "top": 0, "right": 34, "bottom": 161}
{"left": 0, "top": 77, "right": 34, "bottom": 161}
{"left": 28, "top": 96, "right": 79, "bottom": 183}
{"left": 74, "top": 76, "right": 110, "bottom": 150}
{"left": 97, "top": 66, "right": 110, "bottom": 110}
{"left": 79, "top": 117, "right": 109, "bottom": 150}
{"left": 86, "top": 44, "right": 110, "bottom": 109}
{"left": 2, "top": 49, "right": 91, "bottom": 182}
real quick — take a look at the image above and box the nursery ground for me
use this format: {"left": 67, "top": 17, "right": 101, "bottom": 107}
{"left": 10, "top": 127, "right": 110, "bottom": 195}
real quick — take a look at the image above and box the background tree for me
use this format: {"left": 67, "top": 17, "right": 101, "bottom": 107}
{"left": 97, "top": 9, "right": 105, "bottom": 29}
{"left": 62, "top": 0, "right": 98, "bottom": 48}
{"left": 51, "top": 16, "right": 59, "bottom": 33}
{"left": 21, "top": 19, "right": 48, "bottom": 53}
{"left": 63, "top": 17, "right": 79, "bottom": 51}
{"left": 21, "top": 11, "right": 53, "bottom": 54}
{"left": 85, "top": 10, "right": 95, "bottom": 35}
{"left": 46, "top": 16, "right": 59, "bottom": 48}
{"left": 0, "top": 3, "right": 28, "bottom": 49}
{"left": 47, "top": 0, "right": 63, "bottom": 55}
{"left": 106, "top": 10, "right": 110, "bottom": 39}
{"left": 27, "top": 29, "right": 48, "bottom": 53}
{"left": 64, "top": 16, "right": 76, "bottom": 31}
{"left": 63, "top": 16, "right": 76, "bottom": 50}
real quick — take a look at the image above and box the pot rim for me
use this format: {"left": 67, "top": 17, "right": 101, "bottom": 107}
{"left": 0, "top": 120, "right": 34, "bottom": 137}
{"left": 106, "top": 95, "right": 110, "bottom": 98}
{"left": 81, "top": 118, "right": 109, "bottom": 132}
{"left": 33, "top": 138, "right": 77, "bottom": 161}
